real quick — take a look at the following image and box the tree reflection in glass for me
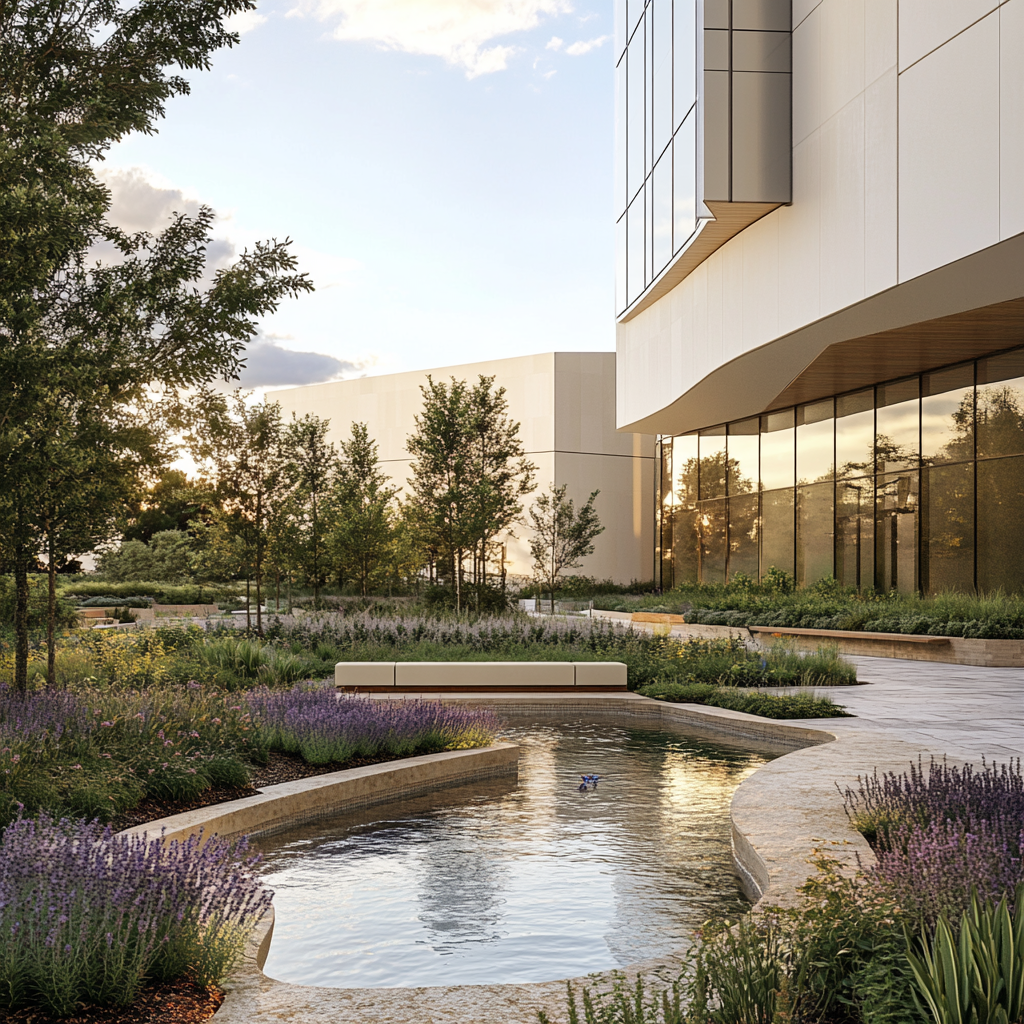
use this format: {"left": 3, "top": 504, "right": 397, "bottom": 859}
{"left": 977, "top": 349, "right": 1024, "bottom": 459}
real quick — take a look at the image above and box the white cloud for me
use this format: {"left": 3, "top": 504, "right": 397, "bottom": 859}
{"left": 99, "top": 167, "right": 203, "bottom": 234}
{"left": 545, "top": 35, "right": 563, "bottom": 50}
{"left": 565, "top": 34, "right": 609, "bottom": 55}
{"left": 225, "top": 9, "right": 268, "bottom": 33}
{"left": 288, "top": 0, "right": 574, "bottom": 77}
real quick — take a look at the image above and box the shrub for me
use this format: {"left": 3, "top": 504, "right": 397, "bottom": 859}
{"left": 0, "top": 815, "right": 271, "bottom": 1015}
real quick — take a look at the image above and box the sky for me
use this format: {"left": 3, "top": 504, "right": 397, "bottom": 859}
{"left": 101, "top": 0, "right": 617, "bottom": 391}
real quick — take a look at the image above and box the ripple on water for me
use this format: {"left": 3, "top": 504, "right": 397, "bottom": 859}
{"left": 253, "top": 715, "right": 780, "bottom": 988}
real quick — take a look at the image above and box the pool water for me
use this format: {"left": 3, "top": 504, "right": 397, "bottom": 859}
{"left": 253, "top": 715, "right": 779, "bottom": 988}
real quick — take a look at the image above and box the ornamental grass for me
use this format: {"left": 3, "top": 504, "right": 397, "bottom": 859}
{"left": 0, "top": 815, "right": 271, "bottom": 1016}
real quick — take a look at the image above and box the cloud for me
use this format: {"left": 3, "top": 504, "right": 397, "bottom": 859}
{"left": 565, "top": 34, "right": 609, "bottom": 55}
{"left": 236, "top": 335, "right": 363, "bottom": 388}
{"left": 99, "top": 167, "right": 203, "bottom": 234}
{"left": 545, "top": 35, "right": 562, "bottom": 50}
{"left": 288, "top": 0, "right": 574, "bottom": 77}
{"left": 225, "top": 9, "right": 268, "bottom": 33}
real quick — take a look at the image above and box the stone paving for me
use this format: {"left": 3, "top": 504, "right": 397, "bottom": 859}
{"left": 216, "top": 655, "right": 1022, "bottom": 1024}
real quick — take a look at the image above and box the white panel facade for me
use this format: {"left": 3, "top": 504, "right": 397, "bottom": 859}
{"left": 617, "top": 0, "right": 1024, "bottom": 434}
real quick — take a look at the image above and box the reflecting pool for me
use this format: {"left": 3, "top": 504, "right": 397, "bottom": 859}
{"left": 253, "top": 714, "right": 780, "bottom": 988}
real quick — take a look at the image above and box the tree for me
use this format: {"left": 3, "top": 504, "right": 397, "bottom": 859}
{"left": 0, "top": 0, "right": 313, "bottom": 688}
{"left": 190, "top": 394, "right": 288, "bottom": 635}
{"left": 464, "top": 377, "right": 536, "bottom": 605}
{"left": 283, "top": 413, "right": 336, "bottom": 609}
{"left": 96, "top": 531, "right": 195, "bottom": 584}
{"left": 528, "top": 485, "right": 605, "bottom": 612}
{"left": 406, "top": 377, "right": 476, "bottom": 610}
{"left": 329, "top": 423, "right": 399, "bottom": 596}
{"left": 123, "top": 471, "right": 213, "bottom": 542}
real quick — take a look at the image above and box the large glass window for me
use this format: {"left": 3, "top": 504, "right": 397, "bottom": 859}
{"left": 921, "top": 463, "right": 975, "bottom": 594}
{"left": 922, "top": 364, "right": 974, "bottom": 465}
{"left": 616, "top": 0, "right": 699, "bottom": 315}
{"left": 876, "top": 378, "right": 920, "bottom": 474}
{"left": 656, "top": 347, "right": 1024, "bottom": 594}
{"left": 977, "top": 349, "right": 1024, "bottom": 459}
{"left": 977, "top": 455, "right": 1024, "bottom": 592}
{"left": 698, "top": 427, "right": 726, "bottom": 499}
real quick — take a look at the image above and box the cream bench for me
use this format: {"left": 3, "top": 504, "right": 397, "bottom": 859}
{"left": 335, "top": 661, "right": 627, "bottom": 692}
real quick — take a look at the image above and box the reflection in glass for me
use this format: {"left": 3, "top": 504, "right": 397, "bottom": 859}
{"left": 672, "top": 507, "right": 700, "bottom": 586}
{"left": 653, "top": 148, "right": 672, "bottom": 274}
{"left": 697, "top": 499, "right": 727, "bottom": 583}
{"left": 797, "top": 482, "right": 834, "bottom": 587}
{"left": 760, "top": 410, "right": 795, "bottom": 491}
{"left": 699, "top": 427, "right": 727, "bottom": 499}
{"left": 615, "top": 214, "right": 626, "bottom": 315}
{"left": 875, "top": 471, "right": 919, "bottom": 593}
{"left": 922, "top": 364, "right": 973, "bottom": 465}
{"left": 760, "top": 488, "right": 794, "bottom": 577}
{"left": 673, "top": 433, "right": 699, "bottom": 508}
{"left": 658, "top": 441, "right": 672, "bottom": 588}
{"left": 615, "top": 57, "right": 627, "bottom": 217}
{"left": 673, "top": 0, "right": 696, "bottom": 131}
{"left": 836, "top": 478, "right": 874, "bottom": 591}
{"left": 921, "top": 463, "right": 974, "bottom": 594}
{"left": 615, "top": 0, "right": 627, "bottom": 57}
{"left": 977, "top": 349, "right": 1024, "bottom": 459}
{"left": 627, "top": 33, "right": 645, "bottom": 203}
{"left": 876, "top": 378, "right": 919, "bottom": 474}
{"left": 627, "top": 192, "right": 645, "bottom": 305}
{"left": 836, "top": 390, "right": 873, "bottom": 480}
{"left": 673, "top": 111, "right": 697, "bottom": 251}
{"left": 977, "top": 456, "right": 1024, "bottom": 592}
{"left": 652, "top": 0, "right": 672, "bottom": 161}
{"left": 727, "top": 419, "right": 758, "bottom": 496}
{"left": 796, "top": 400, "right": 834, "bottom": 484}
{"left": 728, "top": 493, "right": 759, "bottom": 579}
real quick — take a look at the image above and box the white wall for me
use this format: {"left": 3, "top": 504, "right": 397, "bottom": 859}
{"left": 618, "top": 0, "right": 1024, "bottom": 431}
{"left": 274, "top": 352, "right": 656, "bottom": 584}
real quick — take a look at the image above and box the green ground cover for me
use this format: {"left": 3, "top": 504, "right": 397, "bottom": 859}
{"left": 592, "top": 573, "right": 1024, "bottom": 639}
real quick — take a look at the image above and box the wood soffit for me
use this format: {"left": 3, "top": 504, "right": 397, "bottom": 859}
{"left": 767, "top": 296, "right": 1024, "bottom": 409}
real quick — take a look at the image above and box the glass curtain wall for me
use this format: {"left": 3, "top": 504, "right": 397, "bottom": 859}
{"left": 615, "top": 0, "right": 699, "bottom": 314}
{"left": 655, "top": 346, "right": 1024, "bottom": 593}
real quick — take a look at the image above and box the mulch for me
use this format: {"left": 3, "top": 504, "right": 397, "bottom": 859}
{"left": 0, "top": 979, "right": 223, "bottom": 1024}
{"left": 108, "top": 749, "right": 415, "bottom": 832}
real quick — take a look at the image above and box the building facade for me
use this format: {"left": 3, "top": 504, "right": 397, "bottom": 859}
{"left": 275, "top": 352, "right": 656, "bottom": 585}
{"left": 615, "top": 0, "right": 1024, "bottom": 593}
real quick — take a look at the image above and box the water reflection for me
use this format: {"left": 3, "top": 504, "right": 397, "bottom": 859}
{"left": 254, "top": 717, "right": 779, "bottom": 988}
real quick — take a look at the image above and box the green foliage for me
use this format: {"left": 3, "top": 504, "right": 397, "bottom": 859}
{"left": 639, "top": 682, "right": 849, "bottom": 719}
{"left": 57, "top": 580, "right": 241, "bottom": 604}
{"left": 0, "top": 576, "right": 78, "bottom": 629}
{"left": 906, "top": 886, "right": 1024, "bottom": 1024}
{"left": 95, "top": 530, "right": 196, "bottom": 583}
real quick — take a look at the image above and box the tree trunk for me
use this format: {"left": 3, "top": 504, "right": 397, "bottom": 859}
{"left": 246, "top": 577, "right": 251, "bottom": 633}
{"left": 14, "top": 555, "right": 30, "bottom": 692}
{"left": 287, "top": 571, "right": 292, "bottom": 615}
{"left": 47, "top": 526, "right": 56, "bottom": 688}
{"left": 275, "top": 569, "right": 280, "bottom": 616}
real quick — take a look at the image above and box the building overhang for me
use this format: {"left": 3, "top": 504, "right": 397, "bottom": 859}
{"left": 618, "top": 231, "right": 1024, "bottom": 435}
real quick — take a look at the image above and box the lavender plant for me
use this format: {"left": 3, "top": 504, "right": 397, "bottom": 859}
{"left": 845, "top": 759, "right": 1024, "bottom": 925}
{"left": 0, "top": 814, "right": 272, "bottom": 1015}
{"left": 247, "top": 684, "right": 500, "bottom": 765}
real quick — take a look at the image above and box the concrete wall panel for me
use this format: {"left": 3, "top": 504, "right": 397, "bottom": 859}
{"left": 1002, "top": 0, "right": 1024, "bottom": 238}
{"left": 898, "top": 12, "right": 1001, "bottom": 281}
{"left": 899, "top": 0, "right": 1000, "bottom": 71}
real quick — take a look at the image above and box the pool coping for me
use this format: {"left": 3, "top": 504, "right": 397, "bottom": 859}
{"left": 124, "top": 696, "right": 934, "bottom": 1023}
